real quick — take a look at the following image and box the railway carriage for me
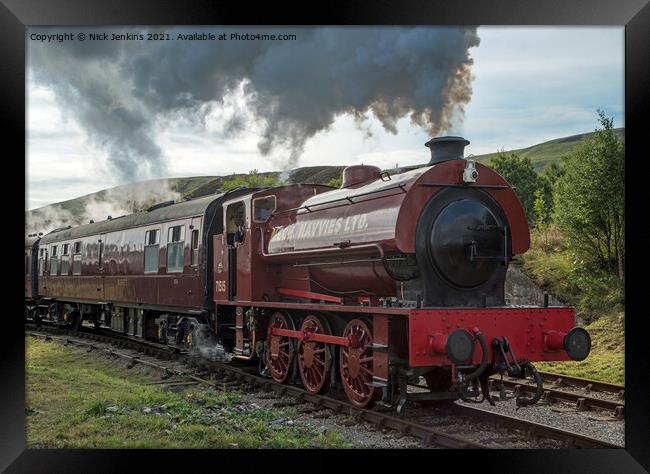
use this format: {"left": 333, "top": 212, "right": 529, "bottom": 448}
{"left": 27, "top": 188, "right": 252, "bottom": 338}
{"left": 25, "top": 236, "right": 39, "bottom": 315}
{"left": 25, "top": 136, "right": 591, "bottom": 411}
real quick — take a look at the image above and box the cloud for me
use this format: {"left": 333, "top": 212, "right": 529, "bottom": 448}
{"left": 26, "top": 27, "right": 625, "bottom": 207}
{"left": 28, "top": 26, "right": 480, "bottom": 181}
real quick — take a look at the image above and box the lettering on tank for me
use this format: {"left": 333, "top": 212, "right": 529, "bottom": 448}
{"left": 270, "top": 214, "right": 369, "bottom": 243}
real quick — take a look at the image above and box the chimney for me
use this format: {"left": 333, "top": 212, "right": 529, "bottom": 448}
{"left": 425, "top": 136, "right": 470, "bottom": 165}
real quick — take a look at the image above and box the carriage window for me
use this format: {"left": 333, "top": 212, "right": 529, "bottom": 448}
{"left": 73, "top": 241, "right": 82, "bottom": 275}
{"left": 190, "top": 229, "right": 199, "bottom": 266}
{"left": 25, "top": 254, "right": 30, "bottom": 276}
{"left": 167, "top": 225, "right": 185, "bottom": 273}
{"left": 49, "top": 255, "right": 58, "bottom": 276}
{"left": 39, "top": 249, "right": 45, "bottom": 276}
{"left": 51, "top": 245, "right": 58, "bottom": 256}
{"left": 144, "top": 229, "right": 160, "bottom": 274}
{"left": 72, "top": 254, "right": 82, "bottom": 275}
{"left": 253, "top": 195, "right": 276, "bottom": 222}
{"left": 60, "top": 244, "right": 70, "bottom": 274}
{"left": 146, "top": 229, "right": 160, "bottom": 245}
{"left": 61, "top": 255, "right": 70, "bottom": 275}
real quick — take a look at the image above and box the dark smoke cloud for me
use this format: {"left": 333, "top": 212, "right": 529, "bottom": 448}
{"left": 29, "top": 27, "right": 480, "bottom": 180}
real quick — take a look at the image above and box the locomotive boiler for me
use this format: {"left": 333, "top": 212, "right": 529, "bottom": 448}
{"left": 26, "top": 136, "right": 591, "bottom": 411}
{"left": 264, "top": 136, "right": 524, "bottom": 308}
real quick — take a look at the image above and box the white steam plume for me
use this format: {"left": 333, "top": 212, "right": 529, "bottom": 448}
{"left": 29, "top": 27, "right": 480, "bottom": 179}
{"left": 26, "top": 179, "right": 181, "bottom": 235}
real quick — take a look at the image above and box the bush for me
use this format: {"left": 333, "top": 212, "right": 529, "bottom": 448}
{"left": 220, "top": 170, "right": 279, "bottom": 192}
{"left": 522, "top": 227, "right": 624, "bottom": 322}
{"left": 553, "top": 111, "right": 624, "bottom": 280}
{"left": 327, "top": 175, "right": 342, "bottom": 188}
{"left": 490, "top": 152, "right": 548, "bottom": 225}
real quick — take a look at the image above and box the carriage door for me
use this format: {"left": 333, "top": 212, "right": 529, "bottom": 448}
{"left": 190, "top": 217, "right": 201, "bottom": 273}
{"left": 225, "top": 201, "right": 245, "bottom": 300}
{"left": 97, "top": 233, "right": 106, "bottom": 299}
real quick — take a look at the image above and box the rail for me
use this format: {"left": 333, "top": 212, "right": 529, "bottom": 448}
{"left": 25, "top": 324, "right": 621, "bottom": 449}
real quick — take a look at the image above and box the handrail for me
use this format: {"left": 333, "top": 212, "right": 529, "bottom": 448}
{"left": 419, "top": 182, "right": 510, "bottom": 189}
{"left": 270, "top": 183, "right": 408, "bottom": 218}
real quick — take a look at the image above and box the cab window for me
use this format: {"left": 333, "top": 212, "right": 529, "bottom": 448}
{"left": 226, "top": 202, "right": 246, "bottom": 245}
{"left": 253, "top": 195, "right": 276, "bottom": 222}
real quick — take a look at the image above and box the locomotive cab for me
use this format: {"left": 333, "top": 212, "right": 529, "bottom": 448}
{"left": 212, "top": 184, "right": 334, "bottom": 359}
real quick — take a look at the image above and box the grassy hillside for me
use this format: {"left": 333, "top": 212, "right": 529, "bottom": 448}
{"left": 473, "top": 128, "right": 624, "bottom": 172}
{"left": 26, "top": 128, "right": 623, "bottom": 234}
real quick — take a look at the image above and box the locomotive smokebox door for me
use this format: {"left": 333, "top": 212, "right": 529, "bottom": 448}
{"left": 415, "top": 186, "right": 510, "bottom": 307}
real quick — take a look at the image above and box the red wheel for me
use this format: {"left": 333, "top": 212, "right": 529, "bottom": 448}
{"left": 340, "top": 318, "right": 376, "bottom": 408}
{"left": 297, "top": 315, "right": 331, "bottom": 394}
{"left": 266, "top": 312, "right": 295, "bottom": 384}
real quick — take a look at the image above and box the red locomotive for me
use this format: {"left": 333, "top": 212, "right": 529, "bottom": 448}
{"left": 25, "top": 136, "right": 591, "bottom": 411}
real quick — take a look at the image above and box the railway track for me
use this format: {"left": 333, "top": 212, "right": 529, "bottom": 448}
{"left": 487, "top": 372, "right": 625, "bottom": 419}
{"left": 25, "top": 323, "right": 621, "bottom": 449}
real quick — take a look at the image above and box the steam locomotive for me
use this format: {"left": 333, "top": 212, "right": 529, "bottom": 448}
{"left": 25, "top": 136, "right": 591, "bottom": 410}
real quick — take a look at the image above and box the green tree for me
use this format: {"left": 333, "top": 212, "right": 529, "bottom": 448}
{"left": 327, "top": 175, "right": 342, "bottom": 188}
{"left": 554, "top": 111, "right": 624, "bottom": 279}
{"left": 490, "top": 151, "right": 543, "bottom": 225}
{"left": 544, "top": 161, "right": 565, "bottom": 186}
{"left": 533, "top": 187, "right": 550, "bottom": 249}
{"left": 220, "top": 169, "right": 279, "bottom": 192}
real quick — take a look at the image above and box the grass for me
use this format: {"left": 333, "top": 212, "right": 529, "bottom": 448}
{"left": 520, "top": 227, "right": 625, "bottom": 385}
{"left": 536, "top": 314, "right": 624, "bottom": 386}
{"left": 475, "top": 127, "right": 625, "bottom": 172}
{"left": 521, "top": 226, "right": 624, "bottom": 323}
{"left": 26, "top": 337, "right": 351, "bottom": 448}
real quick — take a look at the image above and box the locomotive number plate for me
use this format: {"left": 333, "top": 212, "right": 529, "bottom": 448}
{"left": 215, "top": 280, "right": 226, "bottom": 292}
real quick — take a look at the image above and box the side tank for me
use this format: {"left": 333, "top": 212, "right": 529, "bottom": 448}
{"left": 262, "top": 137, "right": 530, "bottom": 305}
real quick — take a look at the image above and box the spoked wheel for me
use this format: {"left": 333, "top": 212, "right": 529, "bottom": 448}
{"left": 340, "top": 318, "right": 376, "bottom": 408}
{"left": 266, "top": 312, "right": 295, "bottom": 384}
{"left": 297, "top": 315, "right": 332, "bottom": 394}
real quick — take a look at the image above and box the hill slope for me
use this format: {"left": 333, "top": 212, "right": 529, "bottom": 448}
{"left": 26, "top": 128, "right": 623, "bottom": 235}
{"left": 473, "top": 128, "right": 624, "bottom": 172}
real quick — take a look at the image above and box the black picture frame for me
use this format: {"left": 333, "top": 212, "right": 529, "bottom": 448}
{"left": 3, "top": 0, "right": 648, "bottom": 472}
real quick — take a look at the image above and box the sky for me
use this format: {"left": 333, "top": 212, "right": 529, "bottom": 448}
{"left": 26, "top": 26, "right": 624, "bottom": 210}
